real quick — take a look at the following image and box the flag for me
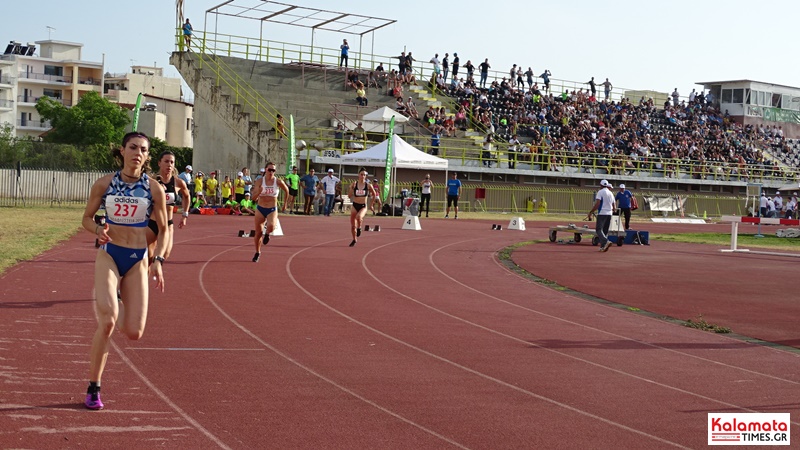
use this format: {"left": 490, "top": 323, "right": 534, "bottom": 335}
{"left": 132, "top": 93, "right": 143, "bottom": 131}
{"left": 382, "top": 116, "right": 395, "bottom": 201}
{"left": 287, "top": 114, "right": 296, "bottom": 175}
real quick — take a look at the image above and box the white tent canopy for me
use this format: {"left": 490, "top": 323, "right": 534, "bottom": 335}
{"left": 362, "top": 106, "right": 409, "bottom": 123}
{"left": 339, "top": 134, "right": 448, "bottom": 169}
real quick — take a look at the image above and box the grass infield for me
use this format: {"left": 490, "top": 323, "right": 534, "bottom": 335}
{"left": 0, "top": 206, "right": 83, "bottom": 275}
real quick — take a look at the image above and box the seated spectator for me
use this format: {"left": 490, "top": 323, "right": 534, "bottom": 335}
{"left": 189, "top": 191, "right": 207, "bottom": 214}
{"left": 406, "top": 97, "right": 419, "bottom": 119}
{"left": 224, "top": 196, "right": 243, "bottom": 215}
{"left": 356, "top": 82, "right": 368, "bottom": 106}
{"left": 395, "top": 97, "right": 407, "bottom": 115}
{"left": 346, "top": 70, "right": 359, "bottom": 88}
{"left": 367, "top": 71, "right": 381, "bottom": 89}
{"left": 239, "top": 192, "right": 256, "bottom": 215}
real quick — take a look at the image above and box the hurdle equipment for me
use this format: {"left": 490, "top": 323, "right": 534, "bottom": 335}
{"left": 508, "top": 217, "right": 525, "bottom": 231}
{"left": 402, "top": 215, "right": 422, "bottom": 231}
{"left": 720, "top": 215, "right": 800, "bottom": 257}
{"left": 238, "top": 229, "right": 256, "bottom": 238}
{"left": 270, "top": 218, "right": 284, "bottom": 236}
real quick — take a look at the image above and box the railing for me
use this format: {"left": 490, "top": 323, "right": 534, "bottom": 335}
{"left": 16, "top": 119, "right": 51, "bottom": 129}
{"left": 17, "top": 72, "right": 72, "bottom": 83}
{"left": 16, "top": 95, "right": 72, "bottom": 106}
{"left": 0, "top": 99, "right": 12, "bottom": 108}
{"left": 0, "top": 75, "right": 13, "bottom": 84}
{"left": 0, "top": 165, "right": 751, "bottom": 215}
{"left": 76, "top": 76, "right": 101, "bottom": 86}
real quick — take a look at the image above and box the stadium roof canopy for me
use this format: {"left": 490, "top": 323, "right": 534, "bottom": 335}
{"left": 205, "top": 0, "right": 396, "bottom": 36}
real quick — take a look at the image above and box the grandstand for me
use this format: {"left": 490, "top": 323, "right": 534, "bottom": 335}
{"left": 170, "top": 1, "right": 798, "bottom": 205}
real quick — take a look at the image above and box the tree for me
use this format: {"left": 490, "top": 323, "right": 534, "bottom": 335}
{"left": 36, "top": 91, "right": 129, "bottom": 147}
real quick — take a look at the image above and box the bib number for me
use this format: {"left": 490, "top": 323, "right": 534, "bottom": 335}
{"left": 106, "top": 195, "right": 149, "bottom": 225}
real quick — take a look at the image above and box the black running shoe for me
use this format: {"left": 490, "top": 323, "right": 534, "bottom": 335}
{"left": 262, "top": 232, "right": 270, "bottom": 245}
{"left": 356, "top": 228, "right": 362, "bottom": 237}
{"left": 349, "top": 240, "right": 356, "bottom": 247}
{"left": 252, "top": 252, "right": 260, "bottom": 262}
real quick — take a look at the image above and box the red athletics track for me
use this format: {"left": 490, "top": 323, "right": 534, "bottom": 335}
{"left": 1, "top": 214, "right": 798, "bottom": 449}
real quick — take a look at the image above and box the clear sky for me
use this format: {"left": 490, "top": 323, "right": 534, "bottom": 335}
{"left": 4, "top": 0, "right": 799, "bottom": 100}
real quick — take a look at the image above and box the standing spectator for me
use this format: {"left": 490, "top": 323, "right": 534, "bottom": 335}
{"left": 205, "top": 171, "right": 219, "bottom": 205}
{"left": 419, "top": 174, "right": 433, "bottom": 218}
{"left": 482, "top": 134, "right": 494, "bottom": 168}
{"left": 774, "top": 191, "right": 783, "bottom": 213}
{"left": 430, "top": 131, "right": 441, "bottom": 156}
{"left": 194, "top": 171, "right": 204, "bottom": 198}
{"left": 442, "top": 53, "right": 449, "bottom": 82}
{"left": 347, "top": 169, "right": 378, "bottom": 247}
{"left": 586, "top": 77, "right": 597, "bottom": 97}
{"left": 615, "top": 183, "right": 633, "bottom": 230}
{"left": 451, "top": 53, "right": 460, "bottom": 79}
{"left": 464, "top": 60, "right": 475, "bottom": 82}
{"left": 370, "top": 178, "right": 383, "bottom": 214}
{"left": 321, "top": 168, "right": 340, "bottom": 216}
{"left": 479, "top": 58, "right": 491, "bottom": 88}
{"left": 283, "top": 166, "right": 300, "bottom": 214}
{"left": 766, "top": 196, "right": 776, "bottom": 218}
{"left": 540, "top": 69, "right": 551, "bottom": 93}
{"left": 395, "top": 51, "right": 407, "bottom": 75}
{"left": 429, "top": 53, "right": 441, "bottom": 75}
{"left": 688, "top": 89, "right": 696, "bottom": 103}
{"left": 601, "top": 78, "right": 613, "bottom": 100}
{"left": 178, "top": 165, "right": 194, "bottom": 204}
{"left": 525, "top": 67, "right": 534, "bottom": 89}
{"left": 516, "top": 67, "right": 524, "bottom": 90}
{"left": 445, "top": 172, "right": 461, "bottom": 219}
{"left": 241, "top": 167, "right": 253, "bottom": 198}
{"left": 759, "top": 192, "right": 767, "bottom": 217}
{"left": 182, "top": 18, "right": 193, "bottom": 49}
{"left": 340, "top": 39, "right": 349, "bottom": 68}
{"left": 509, "top": 64, "right": 517, "bottom": 88}
{"left": 234, "top": 171, "right": 246, "bottom": 202}
{"left": 250, "top": 162, "right": 290, "bottom": 263}
{"left": 220, "top": 175, "right": 232, "bottom": 205}
{"left": 671, "top": 88, "right": 680, "bottom": 106}
{"left": 299, "top": 168, "right": 319, "bottom": 215}
{"left": 587, "top": 180, "right": 616, "bottom": 252}
{"left": 508, "top": 134, "right": 520, "bottom": 169}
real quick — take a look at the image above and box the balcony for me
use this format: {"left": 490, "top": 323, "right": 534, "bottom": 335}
{"left": 17, "top": 72, "right": 72, "bottom": 84}
{"left": 16, "top": 118, "right": 51, "bottom": 130}
{"left": 0, "top": 99, "right": 13, "bottom": 109}
{"left": 0, "top": 75, "right": 13, "bottom": 87}
{"left": 16, "top": 95, "right": 72, "bottom": 107}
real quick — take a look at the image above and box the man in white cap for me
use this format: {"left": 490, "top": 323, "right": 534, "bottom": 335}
{"left": 587, "top": 180, "right": 616, "bottom": 252}
{"left": 615, "top": 183, "right": 633, "bottom": 230}
{"left": 321, "top": 169, "right": 340, "bottom": 216}
{"left": 773, "top": 191, "right": 783, "bottom": 214}
{"left": 759, "top": 192, "right": 768, "bottom": 217}
{"left": 179, "top": 165, "right": 194, "bottom": 204}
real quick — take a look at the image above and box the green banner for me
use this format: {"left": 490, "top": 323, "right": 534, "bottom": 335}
{"left": 763, "top": 108, "right": 800, "bottom": 124}
{"left": 383, "top": 116, "right": 395, "bottom": 201}
{"left": 132, "top": 93, "right": 143, "bottom": 131}
{"left": 287, "top": 114, "right": 296, "bottom": 175}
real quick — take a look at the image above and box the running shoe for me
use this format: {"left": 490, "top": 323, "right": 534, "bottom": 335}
{"left": 84, "top": 392, "right": 104, "bottom": 410}
{"left": 601, "top": 242, "right": 612, "bottom": 252}
{"left": 262, "top": 232, "right": 270, "bottom": 245}
{"left": 252, "top": 252, "right": 260, "bottom": 262}
{"left": 349, "top": 240, "right": 356, "bottom": 247}
{"left": 356, "top": 228, "right": 362, "bottom": 237}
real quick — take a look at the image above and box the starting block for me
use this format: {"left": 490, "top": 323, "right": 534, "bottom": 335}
{"left": 508, "top": 217, "right": 525, "bottom": 231}
{"left": 402, "top": 215, "right": 422, "bottom": 231}
{"left": 491, "top": 224, "right": 503, "bottom": 230}
{"left": 270, "top": 218, "right": 283, "bottom": 236}
{"left": 238, "top": 229, "right": 256, "bottom": 238}
{"left": 364, "top": 225, "right": 380, "bottom": 232}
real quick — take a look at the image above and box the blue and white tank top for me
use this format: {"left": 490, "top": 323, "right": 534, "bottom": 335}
{"left": 102, "top": 171, "right": 153, "bottom": 227}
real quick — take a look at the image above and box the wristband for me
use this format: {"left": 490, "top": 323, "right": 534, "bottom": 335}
{"left": 182, "top": 212, "right": 189, "bottom": 218}
{"left": 153, "top": 256, "right": 166, "bottom": 264}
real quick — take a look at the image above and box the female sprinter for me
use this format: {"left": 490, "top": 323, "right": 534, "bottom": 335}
{"left": 251, "top": 162, "right": 289, "bottom": 262}
{"left": 146, "top": 151, "right": 190, "bottom": 261}
{"left": 81, "top": 132, "right": 168, "bottom": 410}
{"left": 348, "top": 168, "right": 377, "bottom": 246}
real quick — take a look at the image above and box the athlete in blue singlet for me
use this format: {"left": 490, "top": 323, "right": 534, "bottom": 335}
{"left": 80, "top": 132, "right": 168, "bottom": 410}
{"left": 250, "top": 162, "right": 289, "bottom": 262}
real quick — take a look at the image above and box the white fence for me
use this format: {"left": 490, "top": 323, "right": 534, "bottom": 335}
{"left": 0, "top": 167, "right": 111, "bottom": 207}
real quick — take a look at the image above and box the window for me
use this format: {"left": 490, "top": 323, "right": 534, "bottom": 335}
{"left": 758, "top": 91, "right": 766, "bottom": 106}
{"left": 772, "top": 93, "right": 782, "bottom": 108}
{"left": 43, "top": 65, "right": 63, "bottom": 76}
{"left": 186, "top": 118, "right": 191, "bottom": 130}
{"left": 732, "top": 89, "right": 744, "bottom": 104}
{"left": 721, "top": 89, "right": 732, "bottom": 103}
{"left": 42, "top": 89, "right": 62, "bottom": 99}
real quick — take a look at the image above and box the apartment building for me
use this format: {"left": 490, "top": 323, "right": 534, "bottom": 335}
{"left": 105, "top": 65, "right": 194, "bottom": 148}
{"left": 0, "top": 39, "right": 103, "bottom": 138}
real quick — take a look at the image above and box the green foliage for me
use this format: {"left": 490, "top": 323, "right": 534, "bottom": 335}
{"left": 36, "top": 91, "right": 129, "bottom": 146}
{"left": 148, "top": 137, "right": 193, "bottom": 173}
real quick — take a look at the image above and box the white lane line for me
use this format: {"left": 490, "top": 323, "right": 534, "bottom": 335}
{"left": 196, "top": 241, "right": 471, "bottom": 450}
{"left": 128, "top": 348, "right": 264, "bottom": 351}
